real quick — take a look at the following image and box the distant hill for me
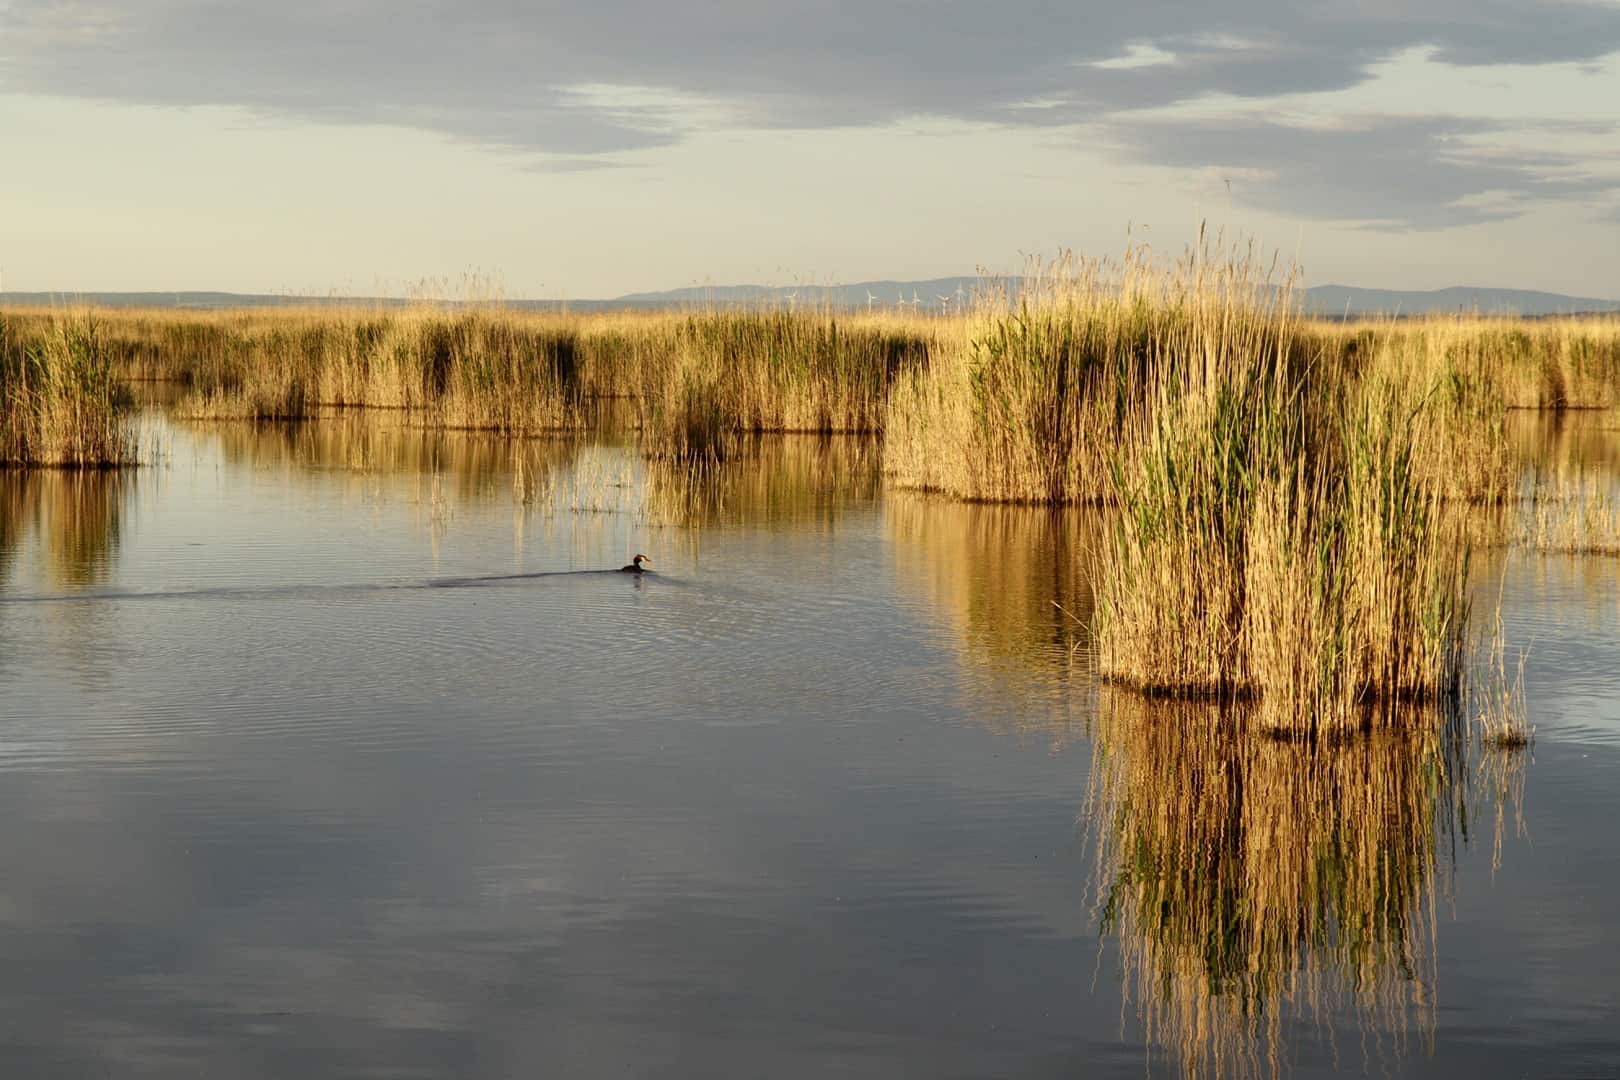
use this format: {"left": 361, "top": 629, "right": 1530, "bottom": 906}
{"left": 4, "top": 280, "right": 1616, "bottom": 316}
{"left": 0, "top": 290, "right": 594, "bottom": 312}
{"left": 0, "top": 281, "right": 994, "bottom": 314}
{"left": 617, "top": 279, "right": 1620, "bottom": 316}
{"left": 1302, "top": 285, "right": 1620, "bottom": 317}
{"left": 614, "top": 277, "right": 988, "bottom": 311}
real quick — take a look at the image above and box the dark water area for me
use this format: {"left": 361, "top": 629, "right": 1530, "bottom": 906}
{"left": 0, "top": 408, "right": 1616, "bottom": 1077}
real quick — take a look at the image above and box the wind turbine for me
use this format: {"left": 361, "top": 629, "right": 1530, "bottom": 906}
{"left": 936, "top": 294, "right": 952, "bottom": 314}
{"left": 866, "top": 289, "right": 878, "bottom": 311}
{"left": 784, "top": 291, "right": 798, "bottom": 311}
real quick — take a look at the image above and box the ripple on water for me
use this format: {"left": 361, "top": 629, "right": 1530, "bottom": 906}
{"left": 4, "top": 413, "right": 1619, "bottom": 1077}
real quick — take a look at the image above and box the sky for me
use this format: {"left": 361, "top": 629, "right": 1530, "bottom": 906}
{"left": 2, "top": 0, "right": 1619, "bottom": 298}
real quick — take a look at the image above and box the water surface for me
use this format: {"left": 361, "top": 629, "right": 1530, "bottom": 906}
{"left": 0, "top": 409, "right": 1616, "bottom": 1077}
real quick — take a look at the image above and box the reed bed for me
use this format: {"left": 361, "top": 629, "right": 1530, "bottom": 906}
{"left": 1328, "top": 316, "right": 1620, "bottom": 410}
{"left": 1098, "top": 371, "right": 1473, "bottom": 732}
{"left": 937, "top": 247, "right": 1475, "bottom": 732}
{"left": 883, "top": 257, "right": 1519, "bottom": 508}
{"left": 14, "top": 256, "right": 1562, "bottom": 731}
{"left": 635, "top": 312, "right": 927, "bottom": 459}
{"left": 884, "top": 248, "right": 1190, "bottom": 504}
{"left": 0, "top": 313, "right": 136, "bottom": 467}
{"left": 175, "top": 312, "right": 591, "bottom": 431}
{"left": 17, "top": 304, "right": 934, "bottom": 454}
{"left": 7, "top": 297, "right": 1609, "bottom": 482}
{"left": 1348, "top": 323, "right": 1519, "bottom": 503}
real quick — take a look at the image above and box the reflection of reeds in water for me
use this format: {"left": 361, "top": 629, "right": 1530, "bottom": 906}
{"left": 878, "top": 485, "right": 1533, "bottom": 1074}
{"left": 887, "top": 494, "right": 1097, "bottom": 666}
{"left": 201, "top": 414, "right": 587, "bottom": 508}
{"left": 1448, "top": 411, "right": 1620, "bottom": 559}
{"left": 1505, "top": 409, "right": 1620, "bottom": 475}
{"left": 0, "top": 469, "right": 130, "bottom": 587}
{"left": 884, "top": 493, "right": 1105, "bottom": 737}
{"left": 1514, "top": 469, "right": 1620, "bottom": 556}
{"left": 513, "top": 436, "right": 881, "bottom": 527}
{"left": 195, "top": 411, "right": 881, "bottom": 538}
{"left": 1459, "top": 596, "right": 1531, "bottom": 871}
{"left": 1478, "top": 740, "right": 1531, "bottom": 876}
{"left": 1086, "top": 693, "right": 1466, "bottom": 1079}
{"left": 643, "top": 435, "right": 881, "bottom": 527}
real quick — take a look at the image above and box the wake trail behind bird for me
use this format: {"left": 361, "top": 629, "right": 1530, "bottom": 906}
{"left": 0, "top": 567, "right": 681, "bottom": 607}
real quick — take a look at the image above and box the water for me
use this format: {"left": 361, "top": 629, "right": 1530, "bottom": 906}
{"left": 0, "top": 408, "right": 1616, "bottom": 1077}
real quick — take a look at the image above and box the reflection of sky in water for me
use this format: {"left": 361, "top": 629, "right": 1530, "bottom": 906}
{"left": 0, "top": 413, "right": 1615, "bottom": 1077}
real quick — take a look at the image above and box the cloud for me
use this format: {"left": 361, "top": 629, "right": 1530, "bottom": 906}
{"left": 5, "top": 1, "right": 1620, "bottom": 142}
{"left": 1108, "top": 114, "right": 1620, "bottom": 229}
{"left": 2, "top": 1, "right": 1619, "bottom": 225}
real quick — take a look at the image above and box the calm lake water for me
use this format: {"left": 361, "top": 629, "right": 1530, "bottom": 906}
{"left": 0, "top": 407, "right": 1616, "bottom": 1077}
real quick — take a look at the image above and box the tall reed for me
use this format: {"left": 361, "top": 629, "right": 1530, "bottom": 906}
{"left": 68, "top": 303, "right": 931, "bottom": 452}
{"left": 958, "top": 246, "right": 1477, "bottom": 732}
{"left": 635, "top": 311, "right": 927, "bottom": 459}
{"left": 179, "top": 311, "right": 590, "bottom": 430}
{"left": 1332, "top": 316, "right": 1620, "bottom": 410}
{"left": 0, "top": 313, "right": 136, "bottom": 467}
{"left": 885, "top": 249, "right": 1190, "bottom": 503}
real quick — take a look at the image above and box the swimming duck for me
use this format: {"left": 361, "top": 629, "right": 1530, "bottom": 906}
{"left": 620, "top": 554, "right": 651, "bottom": 573}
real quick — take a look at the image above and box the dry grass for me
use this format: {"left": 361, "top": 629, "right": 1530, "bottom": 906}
{"left": 1031, "top": 245, "right": 1475, "bottom": 733}
{"left": 883, "top": 246, "right": 1224, "bottom": 503}
{"left": 1472, "top": 608, "right": 1533, "bottom": 749}
{"left": 635, "top": 311, "right": 926, "bottom": 460}
{"left": 1344, "top": 322, "right": 1519, "bottom": 503}
{"left": 1332, "top": 316, "right": 1620, "bottom": 411}
{"left": 0, "top": 312, "right": 137, "bottom": 467}
{"left": 174, "top": 311, "right": 591, "bottom": 431}
{"left": 5, "top": 295, "right": 1609, "bottom": 486}
{"left": 884, "top": 257, "right": 1522, "bottom": 509}
{"left": 5, "top": 304, "right": 933, "bottom": 456}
